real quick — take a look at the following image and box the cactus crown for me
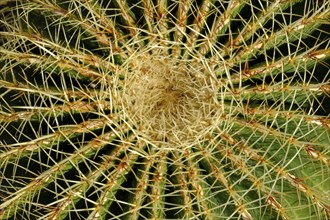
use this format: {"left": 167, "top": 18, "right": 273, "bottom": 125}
{"left": 0, "top": 0, "right": 329, "bottom": 219}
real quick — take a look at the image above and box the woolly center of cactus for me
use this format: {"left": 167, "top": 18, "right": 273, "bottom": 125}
{"left": 121, "top": 54, "right": 221, "bottom": 145}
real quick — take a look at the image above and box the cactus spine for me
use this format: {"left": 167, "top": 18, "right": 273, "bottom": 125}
{"left": 0, "top": 0, "right": 329, "bottom": 219}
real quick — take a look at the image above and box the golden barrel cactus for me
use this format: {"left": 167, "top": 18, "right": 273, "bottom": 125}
{"left": 0, "top": 0, "right": 329, "bottom": 219}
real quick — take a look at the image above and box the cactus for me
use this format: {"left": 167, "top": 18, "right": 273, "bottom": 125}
{"left": 0, "top": 0, "right": 329, "bottom": 219}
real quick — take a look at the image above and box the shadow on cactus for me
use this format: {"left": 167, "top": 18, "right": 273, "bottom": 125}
{"left": 0, "top": 0, "right": 329, "bottom": 219}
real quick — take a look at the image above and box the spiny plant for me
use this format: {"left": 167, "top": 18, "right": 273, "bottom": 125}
{"left": 0, "top": 0, "right": 329, "bottom": 219}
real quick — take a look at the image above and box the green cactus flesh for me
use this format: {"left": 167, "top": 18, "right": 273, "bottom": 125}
{"left": 0, "top": 0, "right": 329, "bottom": 219}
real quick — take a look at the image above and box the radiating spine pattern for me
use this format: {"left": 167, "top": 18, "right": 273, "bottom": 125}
{"left": 0, "top": 0, "right": 329, "bottom": 219}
